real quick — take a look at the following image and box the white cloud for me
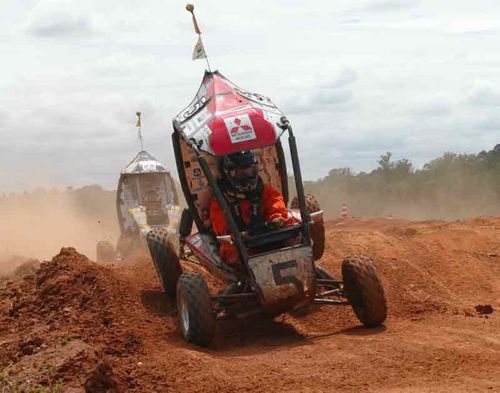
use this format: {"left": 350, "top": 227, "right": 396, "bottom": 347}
{"left": 284, "top": 68, "right": 358, "bottom": 113}
{"left": 411, "top": 96, "right": 453, "bottom": 117}
{"left": 477, "top": 115, "right": 500, "bottom": 130}
{"left": 361, "top": 0, "right": 421, "bottom": 13}
{"left": 1, "top": 0, "right": 500, "bottom": 190}
{"left": 467, "top": 84, "right": 500, "bottom": 106}
{"left": 23, "top": 0, "right": 99, "bottom": 38}
{"left": 326, "top": 68, "right": 358, "bottom": 88}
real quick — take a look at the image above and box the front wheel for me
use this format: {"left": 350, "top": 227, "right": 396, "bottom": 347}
{"left": 342, "top": 255, "right": 387, "bottom": 327}
{"left": 177, "top": 273, "right": 215, "bottom": 347}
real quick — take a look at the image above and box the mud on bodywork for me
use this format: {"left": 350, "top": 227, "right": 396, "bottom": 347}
{"left": 248, "top": 246, "right": 315, "bottom": 313}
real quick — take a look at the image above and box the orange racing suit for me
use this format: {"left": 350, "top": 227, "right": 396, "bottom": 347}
{"left": 210, "top": 184, "right": 293, "bottom": 264}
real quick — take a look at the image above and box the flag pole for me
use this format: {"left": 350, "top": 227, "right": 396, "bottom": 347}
{"left": 136, "top": 111, "right": 144, "bottom": 151}
{"left": 200, "top": 35, "right": 212, "bottom": 73}
{"left": 186, "top": 4, "right": 212, "bottom": 72}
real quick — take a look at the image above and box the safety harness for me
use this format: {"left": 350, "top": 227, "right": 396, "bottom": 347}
{"left": 218, "top": 176, "right": 265, "bottom": 232}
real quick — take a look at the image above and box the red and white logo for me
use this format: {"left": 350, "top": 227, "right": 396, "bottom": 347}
{"left": 224, "top": 114, "right": 256, "bottom": 143}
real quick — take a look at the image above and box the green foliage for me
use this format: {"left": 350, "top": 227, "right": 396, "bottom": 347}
{"left": 57, "top": 336, "right": 71, "bottom": 347}
{"left": 2, "top": 146, "right": 499, "bottom": 222}
{"left": 4, "top": 379, "right": 64, "bottom": 393}
{"left": 377, "top": 152, "right": 393, "bottom": 171}
{"left": 299, "top": 144, "right": 500, "bottom": 220}
{"left": 24, "top": 385, "right": 47, "bottom": 393}
{"left": 0, "top": 363, "right": 64, "bottom": 393}
{"left": 51, "top": 379, "right": 64, "bottom": 393}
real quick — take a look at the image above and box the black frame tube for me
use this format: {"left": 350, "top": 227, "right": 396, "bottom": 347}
{"left": 285, "top": 119, "right": 311, "bottom": 245}
{"left": 190, "top": 143, "right": 250, "bottom": 270}
{"left": 171, "top": 127, "right": 204, "bottom": 230}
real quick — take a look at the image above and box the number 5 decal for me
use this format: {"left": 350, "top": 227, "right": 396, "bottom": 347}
{"left": 271, "top": 260, "right": 304, "bottom": 296}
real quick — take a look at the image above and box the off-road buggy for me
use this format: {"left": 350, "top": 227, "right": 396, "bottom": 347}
{"left": 147, "top": 71, "right": 387, "bottom": 346}
{"left": 96, "top": 150, "right": 181, "bottom": 262}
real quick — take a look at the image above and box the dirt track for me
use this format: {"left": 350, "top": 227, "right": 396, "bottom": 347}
{"left": 1, "top": 218, "right": 499, "bottom": 392}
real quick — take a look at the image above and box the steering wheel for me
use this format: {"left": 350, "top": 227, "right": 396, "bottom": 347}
{"left": 216, "top": 219, "right": 289, "bottom": 245}
{"left": 246, "top": 219, "right": 287, "bottom": 236}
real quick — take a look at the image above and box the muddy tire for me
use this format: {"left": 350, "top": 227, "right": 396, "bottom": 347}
{"left": 177, "top": 273, "right": 215, "bottom": 347}
{"left": 291, "top": 194, "right": 325, "bottom": 260}
{"left": 147, "top": 228, "right": 182, "bottom": 298}
{"left": 96, "top": 241, "right": 115, "bottom": 263}
{"left": 342, "top": 255, "right": 387, "bottom": 327}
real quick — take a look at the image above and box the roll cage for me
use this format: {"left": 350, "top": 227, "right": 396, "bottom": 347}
{"left": 172, "top": 117, "right": 312, "bottom": 276}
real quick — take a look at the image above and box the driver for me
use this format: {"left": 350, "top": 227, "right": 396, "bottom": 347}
{"left": 143, "top": 189, "right": 162, "bottom": 214}
{"left": 210, "top": 150, "right": 293, "bottom": 264}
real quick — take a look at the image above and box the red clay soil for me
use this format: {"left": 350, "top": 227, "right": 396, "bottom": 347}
{"left": 1, "top": 218, "right": 499, "bottom": 392}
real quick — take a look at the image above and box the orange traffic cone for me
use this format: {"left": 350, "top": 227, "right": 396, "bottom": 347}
{"left": 341, "top": 203, "right": 348, "bottom": 220}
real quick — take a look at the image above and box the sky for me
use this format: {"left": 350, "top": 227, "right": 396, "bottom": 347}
{"left": 1, "top": 0, "right": 499, "bottom": 192}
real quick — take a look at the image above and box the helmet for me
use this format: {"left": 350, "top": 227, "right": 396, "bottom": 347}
{"left": 221, "top": 150, "right": 259, "bottom": 193}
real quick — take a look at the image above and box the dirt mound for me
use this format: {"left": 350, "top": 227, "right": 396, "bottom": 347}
{"left": 0, "top": 247, "right": 149, "bottom": 391}
{"left": 320, "top": 217, "right": 500, "bottom": 319}
{"left": 84, "top": 361, "right": 121, "bottom": 393}
{"left": 1, "top": 219, "right": 499, "bottom": 392}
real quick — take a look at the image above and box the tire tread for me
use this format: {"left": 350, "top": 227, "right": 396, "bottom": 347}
{"left": 177, "top": 273, "right": 214, "bottom": 346}
{"left": 342, "top": 255, "right": 387, "bottom": 327}
{"left": 291, "top": 194, "right": 325, "bottom": 260}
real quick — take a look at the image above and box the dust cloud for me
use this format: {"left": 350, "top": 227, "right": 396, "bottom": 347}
{"left": 296, "top": 148, "right": 500, "bottom": 221}
{"left": 0, "top": 186, "right": 119, "bottom": 272}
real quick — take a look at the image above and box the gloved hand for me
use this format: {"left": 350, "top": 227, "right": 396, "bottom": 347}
{"left": 270, "top": 216, "right": 287, "bottom": 229}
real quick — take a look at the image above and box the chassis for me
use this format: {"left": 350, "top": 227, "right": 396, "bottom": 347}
{"left": 147, "top": 71, "right": 387, "bottom": 346}
{"left": 96, "top": 150, "right": 179, "bottom": 262}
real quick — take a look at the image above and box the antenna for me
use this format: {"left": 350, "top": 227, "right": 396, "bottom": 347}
{"left": 186, "top": 4, "right": 212, "bottom": 72}
{"left": 136, "top": 111, "right": 144, "bottom": 151}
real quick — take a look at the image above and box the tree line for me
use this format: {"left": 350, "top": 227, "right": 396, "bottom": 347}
{"left": 299, "top": 144, "right": 500, "bottom": 220}
{"left": 2, "top": 144, "right": 499, "bottom": 222}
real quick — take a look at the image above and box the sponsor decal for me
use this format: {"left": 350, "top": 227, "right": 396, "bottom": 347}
{"left": 224, "top": 114, "right": 257, "bottom": 143}
{"left": 193, "top": 168, "right": 202, "bottom": 178}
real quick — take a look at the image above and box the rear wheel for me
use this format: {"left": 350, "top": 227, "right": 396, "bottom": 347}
{"left": 291, "top": 194, "right": 325, "bottom": 260}
{"left": 96, "top": 240, "right": 115, "bottom": 263}
{"left": 147, "top": 229, "right": 182, "bottom": 298}
{"left": 179, "top": 208, "right": 194, "bottom": 238}
{"left": 342, "top": 255, "right": 387, "bottom": 327}
{"left": 177, "top": 273, "right": 215, "bottom": 347}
